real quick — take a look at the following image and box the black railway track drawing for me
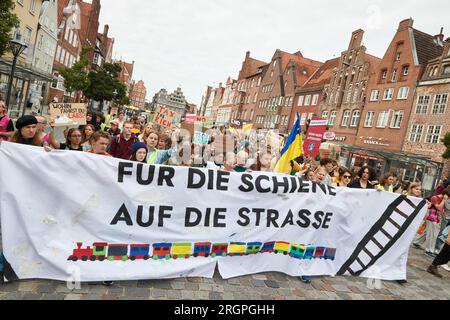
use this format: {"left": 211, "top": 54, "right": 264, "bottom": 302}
{"left": 337, "top": 195, "right": 426, "bottom": 276}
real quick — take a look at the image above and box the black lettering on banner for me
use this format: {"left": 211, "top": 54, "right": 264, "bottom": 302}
{"left": 290, "top": 176, "right": 298, "bottom": 193}
{"left": 118, "top": 162, "right": 133, "bottom": 183}
{"left": 327, "top": 185, "right": 337, "bottom": 196}
{"left": 312, "top": 182, "right": 327, "bottom": 195}
{"left": 312, "top": 211, "right": 325, "bottom": 229}
{"left": 136, "top": 205, "right": 154, "bottom": 227}
{"left": 185, "top": 207, "right": 202, "bottom": 227}
{"left": 237, "top": 208, "right": 251, "bottom": 226}
{"left": 187, "top": 168, "right": 205, "bottom": 189}
{"left": 253, "top": 208, "right": 265, "bottom": 227}
{"left": 110, "top": 203, "right": 133, "bottom": 225}
{"left": 204, "top": 208, "right": 211, "bottom": 227}
{"left": 267, "top": 209, "right": 279, "bottom": 228}
{"left": 281, "top": 209, "right": 295, "bottom": 227}
{"left": 208, "top": 170, "right": 214, "bottom": 190}
{"left": 158, "top": 206, "right": 172, "bottom": 227}
{"left": 157, "top": 166, "right": 175, "bottom": 187}
{"left": 214, "top": 208, "right": 227, "bottom": 227}
{"left": 255, "top": 175, "right": 271, "bottom": 193}
{"left": 136, "top": 163, "right": 155, "bottom": 185}
{"left": 272, "top": 176, "right": 289, "bottom": 194}
{"left": 322, "top": 212, "right": 333, "bottom": 229}
{"left": 298, "top": 178, "right": 310, "bottom": 193}
{"left": 297, "top": 209, "right": 311, "bottom": 228}
{"left": 239, "top": 174, "right": 254, "bottom": 192}
{"left": 216, "top": 170, "right": 230, "bottom": 191}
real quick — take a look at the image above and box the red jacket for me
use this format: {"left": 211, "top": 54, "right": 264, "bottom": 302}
{"left": 109, "top": 133, "right": 138, "bottom": 160}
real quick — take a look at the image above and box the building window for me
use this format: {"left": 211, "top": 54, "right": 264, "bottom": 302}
{"left": 364, "top": 111, "right": 375, "bottom": 127}
{"left": 409, "top": 124, "right": 424, "bottom": 142}
{"left": 432, "top": 94, "right": 448, "bottom": 114}
{"left": 381, "top": 69, "right": 388, "bottom": 80}
{"left": 257, "top": 77, "right": 261, "bottom": 86}
{"left": 346, "top": 85, "right": 353, "bottom": 103}
{"left": 402, "top": 65, "right": 409, "bottom": 76}
{"left": 383, "top": 88, "right": 394, "bottom": 100}
{"left": 396, "top": 52, "right": 401, "bottom": 61}
{"left": 350, "top": 110, "right": 360, "bottom": 127}
{"left": 300, "top": 113, "right": 307, "bottom": 125}
{"left": 322, "top": 111, "right": 329, "bottom": 119}
{"left": 376, "top": 111, "right": 389, "bottom": 128}
{"left": 304, "top": 95, "right": 311, "bottom": 106}
{"left": 297, "top": 95, "right": 304, "bottom": 107}
{"left": 391, "top": 69, "right": 397, "bottom": 82}
{"left": 270, "top": 70, "right": 274, "bottom": 78}
{"left": 426, "top": 125, "right": 442, "bottom": 144}
{"left": 30, "top": 0, "right": 36, "bottom": 13}
{"left": 55, "top": 45, "right": 61, "bottom": 62}
{"left": 328, "top": 111, "right": 337, "bottom": 126}
{"left": 415, "top": 95, "right": 429, "bottom": 114}
{"left": 341, "top": 110, "right": 350, "bottom": 127}
{"left": 443, "top": 65, "right": 450, "bottom": 75}
{"left": 289, "top": 96, "right": 294, "bottom": 107}
{"left": 308, "top": 113, "right": 313, "bottom": 120}
{"left": 397, "top": 87, "right": 409, "bottom": 100}
{"left": 390, "top": 111, "right": 404, "bottom": 128}
{"left": 370, "top": 90, "right": 379, "bottom": 101}
{"left": 312, "top": 94, "right": 319, "bottom": 106}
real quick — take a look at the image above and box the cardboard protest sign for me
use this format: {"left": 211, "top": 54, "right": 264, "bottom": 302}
{"left": 154, "top": 106, "right": 181, "bottom": 129}
{"left": 193, "top": 131, "right": 210, "bottom": 145}
{"left": 0, "top": 142, "right": 427, "bottom": 282}
{"left": 49, "top": 103, "right": 87, "bottom": 127}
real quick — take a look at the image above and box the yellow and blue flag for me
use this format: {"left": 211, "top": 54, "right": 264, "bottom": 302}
{"left": 274, "top": 113, "right": 303, "bottom": 174}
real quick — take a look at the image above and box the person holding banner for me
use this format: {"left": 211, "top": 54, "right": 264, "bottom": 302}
{"left": 130, "top": 141, "right": 148, "bottom": 163}
{"left": 49, "top": 128, "right": 84, "bottom": 151}
{"left": 10, "top": 115, "right": 43, "bottom": 147}
{"left": 85, "top": 131, "right": 112, "bottom": 156}
{"left": 0, "top": 100, "right": 15, "bottom": 141}
{"left": 348, "top": 166, "right": 375, "bottom": 189}
{"left": 81, "top": 124, "right": 95, "bottom": 152}
{"left": 109, "top": 122, "right": 139, "bottom": 160}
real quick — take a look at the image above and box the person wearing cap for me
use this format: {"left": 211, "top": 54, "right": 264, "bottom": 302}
{"left": 0, "top": 100, "right": 15, "bottom": 141}
{"left": 130, "top": 141, "right": 148, "bottom": 163}
{"left": 10, "top": 115, "right": 43, "bottom": 146}
{"left": 107, "top": 120, "right": 121, "bottom": 137}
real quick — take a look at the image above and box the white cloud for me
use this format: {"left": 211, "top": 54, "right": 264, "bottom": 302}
{"left": 99, "top": 0, "right": 450, "bottom": 105}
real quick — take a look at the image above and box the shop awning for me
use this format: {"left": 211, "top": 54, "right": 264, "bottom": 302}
{"left": 0, "top": 58, "right": 53, "bottom": 82}
{"left": 340, "top": 144, "right": 443, "bottom": 168}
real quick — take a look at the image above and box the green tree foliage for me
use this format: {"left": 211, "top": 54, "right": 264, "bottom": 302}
{"left": 0, "top": 0, "right": 20, "bottom": 56}
{"left": 84, "top": 62, "right": 129, "bottom": 105}
{"left": 60, "top": 46, "right": 92, "bottom": 93}
{"left": 442, "top": 132, "right": 450, "bottom": 159}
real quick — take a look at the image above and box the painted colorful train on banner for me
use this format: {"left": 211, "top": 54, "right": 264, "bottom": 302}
{"left": 67, "top": 241, "right": 336, "bottom": 262}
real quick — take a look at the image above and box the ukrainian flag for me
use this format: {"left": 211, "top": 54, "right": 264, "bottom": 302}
{"left": 274, "top": 113, "right": 303, "bottom": 174}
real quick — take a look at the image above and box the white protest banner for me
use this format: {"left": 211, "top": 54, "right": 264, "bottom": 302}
{"left": 154, "top": 106, "right": 181, "bottom": 129}
{"left": 49, "top": 103, "right": 87, "bottom": 126}
{"left": 0, "top": 142, "right": 427, "bottom": 282}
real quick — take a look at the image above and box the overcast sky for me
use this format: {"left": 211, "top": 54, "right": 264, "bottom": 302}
{"left": 98, "top": 0, "right": 450, "bottom": 105}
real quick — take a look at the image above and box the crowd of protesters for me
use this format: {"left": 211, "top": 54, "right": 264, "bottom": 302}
{"left": 0, "top": 101, "right": 449, "bottom": 282}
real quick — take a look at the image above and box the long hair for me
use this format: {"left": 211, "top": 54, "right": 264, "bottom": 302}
{"left": 10, "top": 129, "right": 42, "bottom": 146}
{"left": 82, "top": 124, "right": 96, "bottom": 144}
{"left": 66, "top": 128, "right": 82, "bottom": 147}
{"left": 406, "top": 182, "right": 422, "bottom": 196}
{"left": 379, "top": 172, "right": 394, "bottom": 186}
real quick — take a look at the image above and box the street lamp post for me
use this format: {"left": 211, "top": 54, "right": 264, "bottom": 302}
{"left": 5, "top": 34, "right": 28, "bottom": 113}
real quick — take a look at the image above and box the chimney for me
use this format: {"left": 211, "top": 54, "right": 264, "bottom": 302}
{"left": 103, "top": 24, "right": 109, "bottom": 38}
{"left": 245, "top": 51, "right": 250, "bottom": 59}
{"left": 398, "top": 18, "right": 414, "bottom": 31}
{"left": 434, "top": 27, "right": 445, "bottom": 46}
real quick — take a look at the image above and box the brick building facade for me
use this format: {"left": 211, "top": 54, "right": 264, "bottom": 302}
{"left": 129, "top": 80, "right": 147, "bottom": 110}
{"left": 403, "top": 36, "right": 450, "bottom": 184}
{"left": 291, "top": 58, "right": 339, "bottom": 129}
{"left": 319, "top": 29, "right": 381, "bottom": 145}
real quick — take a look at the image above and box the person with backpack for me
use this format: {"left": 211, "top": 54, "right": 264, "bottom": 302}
{"left": 109, "top": 122, "right": 138, "bottom": 160}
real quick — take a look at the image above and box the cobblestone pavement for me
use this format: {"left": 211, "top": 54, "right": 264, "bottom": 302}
{"left": 0, "top": 246, "right": 449, "bottom": 300}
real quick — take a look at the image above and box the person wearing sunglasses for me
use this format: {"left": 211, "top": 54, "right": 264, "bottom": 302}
{"left": 336, "top": 168, "right": 353, "bottom": 187}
